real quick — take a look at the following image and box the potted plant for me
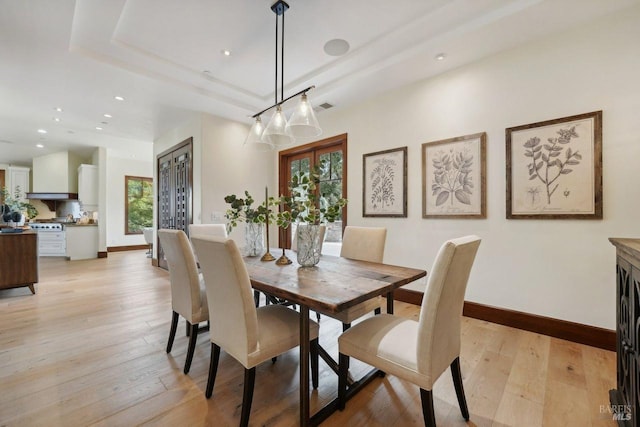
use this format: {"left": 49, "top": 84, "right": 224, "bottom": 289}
{"left": 1, "top": 186, "right": 38, "bottom": 226}
{"left": 223, "top": 191, "right": 272, "bottom": 256}
{"left": 275, "top": 159, "right": 347, "bottom": 267}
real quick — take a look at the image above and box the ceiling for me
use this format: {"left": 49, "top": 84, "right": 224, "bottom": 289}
{"left": 1, "top": 0, "right": 637, "bottom": 166}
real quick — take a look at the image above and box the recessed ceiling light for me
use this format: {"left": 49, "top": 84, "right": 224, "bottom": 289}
{"left": 101, "top": 121, "right": 108, "bottom": 125}
{"left": 95, "top": 126, "right": 103, "bottom": 131}
{"left": 36, "top": 144, "right": 44, "bottom": 148}
{"left": 37, "top": 129, "right": 47, "bottom": 134}
{"left": 103, "top": 113, "right": 112, "bottom": 118}
{"left": 114, "top": 96, "right": 124, "bottom": 101}
{"left": 221, "top": 49, "right": 231, "bottom": 56}
{"left": 435, "top": 53, "right": 447, "bottom": 61}
{"left": 55, "top": 107, "right": 63, "bottom": 112}
{"left": 53, "top": 117, "right": 61, "bottom": 122}
{"left": 324, "top": 39, "right": 350, "bottom": 56}
{"left": 67, "top": 130, "right": 75, "bottom": 134}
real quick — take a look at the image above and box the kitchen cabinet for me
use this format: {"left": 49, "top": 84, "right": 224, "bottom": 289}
{"left": 7, "top": 166, "right": 30, "bottom": 202}
{"left": 65, "top": 224, "right": 98, "bottom": 260}
{"left": 78, "top": 164, "right": 98, "bottom": 209}
{"left": 0, "top": 230, "right": 38, "bottom": 293}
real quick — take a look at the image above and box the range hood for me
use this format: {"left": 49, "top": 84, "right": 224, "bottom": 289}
{"left": 26, "top": 192, "right": 78, "bottom": 201}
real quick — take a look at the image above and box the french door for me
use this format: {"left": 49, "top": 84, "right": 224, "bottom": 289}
{"left": 157, "top": 138, "right": 193, "bottom": 269}
{"left": 278, "top": 134, "right": 347, "bottom": 248}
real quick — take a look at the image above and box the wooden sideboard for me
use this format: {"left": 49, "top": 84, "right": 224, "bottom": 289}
{"left": 0, "top": 230, "right": 38, "bottom": 294}
{"left": 610, "top": 238, "right": 639, "bottom": 426}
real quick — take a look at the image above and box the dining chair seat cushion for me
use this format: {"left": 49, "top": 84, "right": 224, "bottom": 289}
{"left": 316, "top": 296, "right": 382, "bottom": 324}
{"left": 339, "top": 313, "right": 438, "bottom": 389}
{"left": 237, "top": 304, "right": 320, "bottom": 368}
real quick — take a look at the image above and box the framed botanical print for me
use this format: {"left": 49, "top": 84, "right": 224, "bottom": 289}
{"left": 422, "top": 132, "right": 486, "bottom": 218}
{"left": 506, "top": 110, "right": 602, "bottom": 219}
{"left": 363, "top": 146, "right": 407, "bottom": 217}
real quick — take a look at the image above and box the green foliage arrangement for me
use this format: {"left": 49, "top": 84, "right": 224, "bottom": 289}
{"left": 223, "top": 191, "right": 272, "bottom": 234}
{"left": 275, "top": 159, "right": 347, "bottom": 229}
{"left": 1, "top": 186, "right": 38, "bottom": 220}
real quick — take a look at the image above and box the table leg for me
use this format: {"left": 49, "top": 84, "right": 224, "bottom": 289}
{"left": 386, "top": 291, "right": 394, "bottom": 314}
{"left": 300, "top": 305, "right": 310, "bottom": 427}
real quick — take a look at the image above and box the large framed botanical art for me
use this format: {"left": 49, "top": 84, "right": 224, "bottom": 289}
{"left": 363, "top": 146, "right": 407, "bottom": 217}
{"left": 506, "top": 110, "right": 602, "bottom": 219}
{"left": 422, "top": 132, "right": 486, "bottom": 218}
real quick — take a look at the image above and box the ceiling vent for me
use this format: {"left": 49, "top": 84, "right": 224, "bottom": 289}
{"left": 314, "top": 102, "right": 334, "bottom": 112}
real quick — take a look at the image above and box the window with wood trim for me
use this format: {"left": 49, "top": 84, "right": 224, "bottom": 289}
{"left": 278, "top": 133, "right": 347, "bottom": 248}
{"left": 125, "top": 176, "right": 153, "bottom": 235}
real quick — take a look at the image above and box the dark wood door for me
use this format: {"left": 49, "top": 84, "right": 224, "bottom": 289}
{"left": 157, "top": 139, "right": 193, "bottom": 269}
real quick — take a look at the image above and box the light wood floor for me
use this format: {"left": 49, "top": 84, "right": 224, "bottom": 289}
{"left": 0, "top": 251, "right": 616, "bottom": 427}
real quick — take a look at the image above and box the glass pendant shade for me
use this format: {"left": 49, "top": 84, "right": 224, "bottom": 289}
{"left": 243, "top": 117, "right": 273, "bottom": 151}
{"left": 286, "top": 93, "right": 322, "bottom": 138}
{"left": 262, "top": 105, "right": 293, "bottom": 146}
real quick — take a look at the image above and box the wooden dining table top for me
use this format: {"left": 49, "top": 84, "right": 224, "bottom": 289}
{"left": 243, "top": 249, "right": 427, "bottom": 314}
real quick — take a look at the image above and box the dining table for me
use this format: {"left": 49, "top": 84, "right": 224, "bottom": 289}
{"left": 244, "top": 249, "right": 427, "bottom": 427}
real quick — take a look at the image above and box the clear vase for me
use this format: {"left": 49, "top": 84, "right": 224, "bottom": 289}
{"left": 244, "top": 222, "right": 263, "bottom": 257}
{"left": 296, "top": 224, "right": 321, "bottom": 267}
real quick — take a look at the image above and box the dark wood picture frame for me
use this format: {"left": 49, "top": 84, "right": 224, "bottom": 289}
{"left": 422, "top": 132, "right": 486, "bottom": 219}
{"left": 506, "top": 111, "right": 602, "bottom": 219}
{"left": 362, "top": 146, "right": 407, "bottom": 218}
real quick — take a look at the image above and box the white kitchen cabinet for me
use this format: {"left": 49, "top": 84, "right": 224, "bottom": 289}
{"left": 65, "top": 225, "right": 98, "bottom": 260}
{"left": 78, "top": 164, "right": 98, "bottom": 209}
{"left": 7, "top": 166, "right": 30, "bottom": 202}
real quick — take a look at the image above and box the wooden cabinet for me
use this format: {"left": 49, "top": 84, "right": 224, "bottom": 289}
{"left": 78, "top": 164, "right": 98, "bottom": 209}
{"left": 0, "top": 230, "right": 38, "bottom": 293}
{"left": 610, "top": 238, "right": 639, "bottom": 426}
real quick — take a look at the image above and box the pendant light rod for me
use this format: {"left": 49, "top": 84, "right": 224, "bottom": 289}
{"left": 251, "top": 85, "right": 315, "bottom": 119}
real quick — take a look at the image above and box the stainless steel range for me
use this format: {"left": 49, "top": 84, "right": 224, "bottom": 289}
{"left": 30, "top": 223, "right": 66, "bottom": 256}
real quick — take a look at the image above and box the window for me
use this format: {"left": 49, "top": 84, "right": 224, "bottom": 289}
{"left": 125, "top": 176, "right": 153, "bottom": 235}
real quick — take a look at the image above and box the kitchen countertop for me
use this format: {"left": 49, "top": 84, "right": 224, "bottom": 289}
{"left": 64, "top": 223, "right": 98, "bottom": 227}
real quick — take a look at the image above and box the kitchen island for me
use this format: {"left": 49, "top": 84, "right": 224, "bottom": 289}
{"left": 65, "top": 223, "right": 98, "bottom": 260}
{"left": 0, "top": 229, "right": 38, "bottom": 294}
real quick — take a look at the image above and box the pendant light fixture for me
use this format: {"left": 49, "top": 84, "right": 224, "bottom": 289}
{"left": 243, "top": 0, "right": 321, "bottom": 150}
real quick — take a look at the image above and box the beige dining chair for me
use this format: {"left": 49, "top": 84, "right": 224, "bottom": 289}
{"left": 157, "top": 229, "right": 209, "bottom": 374}
{"left": 191, "top": 235, "right": 320, "bottom": 427}
{"left": 317, "top": 226, "right": 387, "bottom": 330}
{"left": 188, "top": 223, "right": 227, "bottom": 239}
{"left": 337, "top": 235, "right": 481, "bottom": 427}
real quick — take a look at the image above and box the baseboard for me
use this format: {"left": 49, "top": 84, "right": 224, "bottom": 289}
{"left": 107, "top": 244, "right": 148, "bottom": 252}
{"left": 152, "top": 258, "right": 158, "bottom": 267}
{"left": 394, "top": 288, "right": 615, "bottom": 351}
{"left": 97, "top": 251, "right": 108, "bottom": 258}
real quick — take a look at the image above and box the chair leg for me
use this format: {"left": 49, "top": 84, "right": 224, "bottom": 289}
{"left": 338, "top": 352, "right": 349, "bottom": 410}
{"left": 374, "top": 307, "right": 382, "bottom": 315}
{"left": 253, "top": 290, "right": 260, "bottom": 307}
{"left": 310, "top": 338, "right": 319, "bottom": 389}
{"left": 420, "top": 389, "right": 437, "bottom": 427}
{"left": 316, "top": 312, "right": 321, "bottom": 322}
{"left": 183, "top": 323, "right": 199, "bottom": 374}
{"left": 240, "top": 367, "right": 256, "bottom": 427}
{"left": 206, "top": 343, "right": 221, "bottom": 398}
{"left": 342, "top": 322, "right": 351, "bottom": 333}
{"left": 166, "top": 311, "right": 179, "bottom": 353}
{"left": 186, "top": 321, "right": 191, "bottom": 336}
{"left": 451, "top": 357, "right": 470, "bottom": 420}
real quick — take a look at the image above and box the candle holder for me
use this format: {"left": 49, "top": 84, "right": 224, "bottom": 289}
{"left": 275, "top": 247, "right": 292, "bottom": 265}
{"left": 261, "top": 187, "right": 276, "bottom": 262}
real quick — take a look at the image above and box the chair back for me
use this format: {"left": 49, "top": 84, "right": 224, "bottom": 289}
{"left": 189, "top": 224, "right": 227, "bottom": 239}
{"left": 142, "top": 227, "right": 154, "bottom": 245}
{"left": 191, "top": 236, "right": 259, "bottom": 364}
{"left": 417, "top": 235, "right": 481, "bottom": 383}
{"left": 157, "top": 229, "right": 206, "bottom": 322}
{"left": 340, "top": 226, "right": 387, "bottom": 263}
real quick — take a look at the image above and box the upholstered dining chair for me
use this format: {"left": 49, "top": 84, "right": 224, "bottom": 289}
{"left": 157, "top": 229, "right": 209, "bottom": 374}
{"left": 337, "top": 235, "right": 481, "bottom": 427}
{"left": 191, "top": 235, "right": 320, "bottom": 427}
{"left": 188, "top": 223, "right": 227, "bottom": 239}
{"left": 316, "top": 226, "right": 387, "bottom": 330}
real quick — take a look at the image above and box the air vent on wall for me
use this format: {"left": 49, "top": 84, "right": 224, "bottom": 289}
{"left": 318, "top": 102, "right": 334, "bottom": 110}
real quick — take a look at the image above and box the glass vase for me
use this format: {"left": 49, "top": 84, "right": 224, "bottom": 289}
{"left": 244, "top": 222, "right": 264, "bottom": 257}
{"left": 296, "top": 224, "right": 321, "bottom": 267}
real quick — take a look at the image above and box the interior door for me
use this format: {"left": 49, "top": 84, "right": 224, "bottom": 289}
{"left": 156, "top": 139, "right": 193, "bottom": 269}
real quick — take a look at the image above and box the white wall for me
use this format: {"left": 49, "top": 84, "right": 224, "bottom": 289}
{"left": 313, "top": 7, "right": 640, "bottom": 330}
{"left": 105, "top": 152, "right": 153, "bottom": 247}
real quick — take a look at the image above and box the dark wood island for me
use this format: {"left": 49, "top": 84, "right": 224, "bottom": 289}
{"left": 0, "top": 230, "right": 38, "bottom": 294}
